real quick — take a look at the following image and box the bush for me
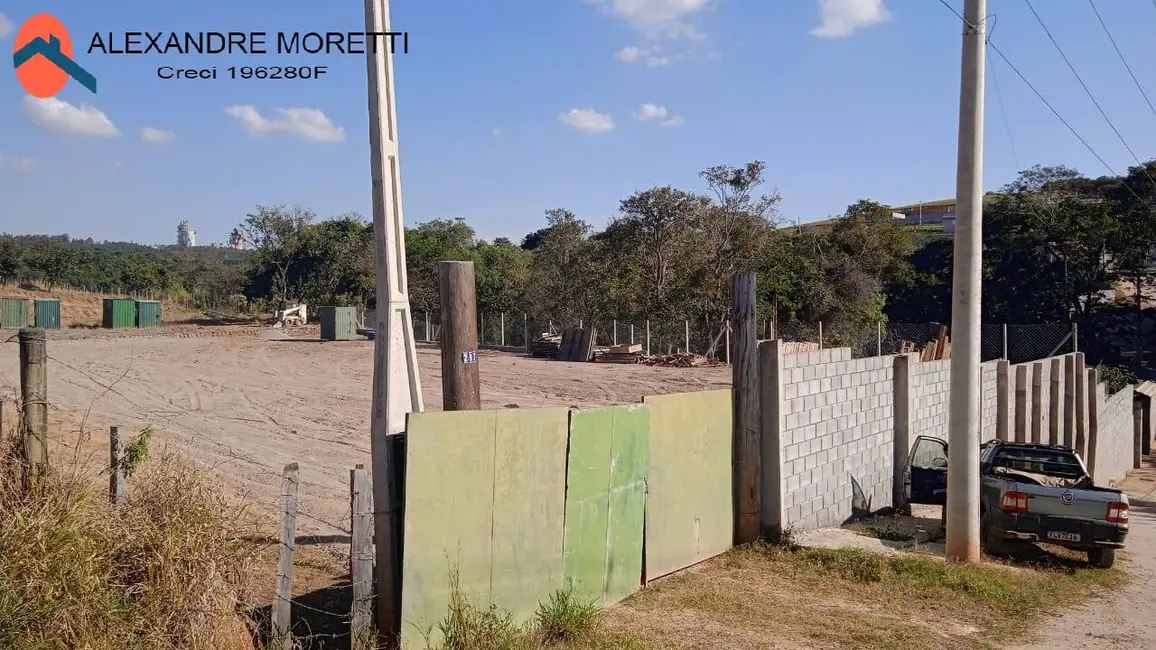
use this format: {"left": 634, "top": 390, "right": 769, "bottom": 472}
{"left": 1097, "top": 364, "right": 1138, "bottom": 394}
{"left": 0, "top": 434, "right": 258, "bottom": 650}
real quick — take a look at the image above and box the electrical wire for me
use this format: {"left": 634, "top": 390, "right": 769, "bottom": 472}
{"left": 1087, "top": 0, "right": 1156, "bottom": 121}
{"left": 985, "top": 16, "right": 1021, "bottom": 172}
{"left": 1023, "top": 0, "right": 1156, "bottom": 190}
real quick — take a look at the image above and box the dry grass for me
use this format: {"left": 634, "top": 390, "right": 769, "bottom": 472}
{"left": 600, "top": 542, "right": 1124, "bottom": 650}
{"left": 0, "top": 428, "right": 261, "bottom": 650}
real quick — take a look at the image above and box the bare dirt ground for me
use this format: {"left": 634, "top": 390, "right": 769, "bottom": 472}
{"left": 1011, "top": 458, "right": 1156, "bottom": 650}
{"left": 0, "top": 332, "right": 730, "bottom": 539}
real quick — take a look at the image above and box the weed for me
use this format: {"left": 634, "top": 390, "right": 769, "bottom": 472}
{"left": 859, "top": 526, "right": 915, "bottom": 543}
{"left": 121, "top": 427, "right": 152, "bottom": 478}
{"left": 535, "top": 583, "right": 598, "bottom": 643}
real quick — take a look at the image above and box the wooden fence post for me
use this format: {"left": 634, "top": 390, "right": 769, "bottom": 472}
{"left": 731, "top": 272, "right": 759, "bottom": 544}
{"left": 438, "top": 261, "right": 481, "bottom": 411}
{"left": 272, "top": 462, "right": 299, "bottom": 649}
{"left": 19, "top": 327, "right": 48, "bottom": 484}
{"left": 109, "top": 425, "right": 125, "bottom": 506}
{"left": 350, "top": 464, "right": 374, "bottom": 650}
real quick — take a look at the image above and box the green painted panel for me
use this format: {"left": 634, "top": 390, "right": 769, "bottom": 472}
{"left": 400, "top": 407, "right": 570, "bottom": 650}
{"left": 401, "top": 409, "right": 497, "bottom": 648}
{"left": 319, "top": 306, "right": 357, "bottom": 340}
{"left": 135, "top": 300, "right": 162, "bottom": 328}
{"left": 102, "top": 298, "right": 136, "bottom": 328}
{"left": 603, "top": 405, "right": 648, "bottom": 604}
{"left": 562, "top": 405, "right": 649, "bottom": 607}
{"left": 562, "top": 409, "right": 614, "bottom": 606}
{"left": 33, "top": 299, "right": 60, "bottom": 329}
{"left": 643, "top": 389, "right": 734, "bottom": 581}
{"left": 489, "top": 408, "right": 569, "bottom": 616}
{"left": 0, "top": 297, "right": 29, "bottom": 329}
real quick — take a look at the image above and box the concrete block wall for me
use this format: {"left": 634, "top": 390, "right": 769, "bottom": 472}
{"left": 777, "top": 347, "right": 895, "bottom": 529}
{"left": 1094, "top": 384, "right": 1135, "bottom": 486}
{"left": 980, "top": 361, "right": 999, "bottom": 440}
{"left": 912, "top": 359, "right": 950, "bottom": 441}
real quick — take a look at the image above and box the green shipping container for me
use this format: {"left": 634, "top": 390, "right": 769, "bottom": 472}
{"left": 33, "top": 299, "right": 61, "bottom": 329}
{"left": 135, "top": 300, "right": 162, "bottom": 328}
{"left": 319, "top": 306, "right": 357, "bottom": 341}
{"left": 0, "top": 297, "right": 29, "bottom": 329}
{"left": 102, "top": 298, "right": 136, "bottom": 329}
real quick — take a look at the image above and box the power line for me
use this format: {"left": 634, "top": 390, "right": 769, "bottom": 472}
{"left": 987, "top": 43, "right": 1021, "bottom": 170}
{"left": 1023, "top": 0, "right": 1156, "bottom": 185}
{"left": 1087, "top": 0, "right": 1156, "bottom": 122}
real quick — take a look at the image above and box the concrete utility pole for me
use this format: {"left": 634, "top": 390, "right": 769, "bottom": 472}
{"left": 363, "top": 0, "right": 424, "bottom": 639}
{"left": 945, "top": 0, "right": 986, "bottom": 564}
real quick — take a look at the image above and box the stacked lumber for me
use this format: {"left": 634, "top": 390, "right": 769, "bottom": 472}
{"left": 640, "top": 353, "right": 717, "bottom": 368}
{"left": 529, "top": 333, "right": 562, "bottom": 358}
{"left": 918, "top": 324, "right": 951, "bottom": 361}
{"left": 782, "top": 341, "right": 820, "bottom": 354}
{"left": 594, "top": 342, "right": 644, "bottom": 364}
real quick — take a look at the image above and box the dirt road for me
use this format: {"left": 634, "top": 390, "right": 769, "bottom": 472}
{"left": 1012, "top": 459, "right": 1156, "bottom": 650}
{"left": 0, "top": 334, "right": 729, "bottom": 538}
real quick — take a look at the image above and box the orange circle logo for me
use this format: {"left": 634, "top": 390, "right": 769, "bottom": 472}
{"left": 13, "top": 14, "right": 73, "bottom": 98}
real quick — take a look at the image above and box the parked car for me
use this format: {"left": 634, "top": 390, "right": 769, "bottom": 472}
{"left": 903, "top": 438, "right": 1129, "bottom": 568}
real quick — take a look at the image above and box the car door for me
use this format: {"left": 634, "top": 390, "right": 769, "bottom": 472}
{"left": 905, "top": 436, "right": 948, "bottom": 505}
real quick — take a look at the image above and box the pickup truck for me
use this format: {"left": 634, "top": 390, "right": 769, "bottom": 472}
{"left": 903, "top": 437, "right": 1129, "bottom": 568}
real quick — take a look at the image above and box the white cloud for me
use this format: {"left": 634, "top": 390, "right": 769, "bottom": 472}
{"left": 557, "top": 108, "right": 615, "bottom": 134}
{"left": 20, "top": 97, "right": 120, "bottom": 138}
{"left": 616, "top": 46, "right": 643, "bottom": 62}
{"left": 647, "top": 56, "right": 670, "bottom": 67}
{"left": 140, "top": 126, "right": 175, "bottom": 144}
{"left": 0, "top": 13, "right": 13, "bottom": 39}
{"left": 811, "top": 0, "right": 890, "bottom": 38}
{"left": 632, "top": 104, "right": 668, "bottom": 121}
{"left": 0, "top": 152, "right": 38, "bottom": 171}
{"left": 224, "top": 105, "right": 345, "bottom": 142}
{"left": 660, "top": 116, "right": 686, "bottom": 127}
{"left": 587, "top": 0, "right": 710, "bottom": 39}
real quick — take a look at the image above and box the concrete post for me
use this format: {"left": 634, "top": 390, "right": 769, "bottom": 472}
{"left": 996, "top": 360, "right": 1010, "bottom": 442}
{"left": 1063, "top": 355, "right": 1075, "bottom": 448}
{"left": 1074, "top": 352, "right": 1087, "bottom": 459}
{"left": 758, "top": 339, "right": 785, "bottom": 539}
{"left": 1014, "top": 365, "right": 1027, "bottom": 443}
{"left": 893, "top": 354, "right": 914, "bottom": 514}
{"left": 1048, "top": 358, "right": 1061, "bottom": 445}
{"left": 1030, "top": 362, "right": 1043, "bottom": 443}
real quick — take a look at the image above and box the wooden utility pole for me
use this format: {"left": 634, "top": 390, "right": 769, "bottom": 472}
{"left": 731, "top": 272, "right": 759, "bottom": 544}
{"left": 438, "top": 261, "right": 482, "bottom": 410}
{"left": 19, "top": 327, "right": 48, "bottom": 482}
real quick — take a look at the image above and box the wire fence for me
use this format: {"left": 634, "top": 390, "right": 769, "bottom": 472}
{"left": 395, "top": 310, "right": 1080, "bottom": 365}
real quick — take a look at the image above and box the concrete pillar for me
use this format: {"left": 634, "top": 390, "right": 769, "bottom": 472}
{"left": 758, "top": 339, "right": 785, "bottom": 539}
{"left": 1064, "top": 355, "right": 1075, "bottom": 448}
{"left": 1074, "top": 352, "right": 1086, "bottom": 459}
{"left": 1014, "top": 365, "right": 1028, "bottom": 443}
{"left": 996, "top": 360, "right": 1010, "bottom": 442}
{"left": 1048, "top": 358, "right": 1061, "bottom": 445}
{"left": 1030, "top": 362, "right": 1043, "bottom": 443}
{"left": 893, "top": 354, "right": 915, "bottom": 514}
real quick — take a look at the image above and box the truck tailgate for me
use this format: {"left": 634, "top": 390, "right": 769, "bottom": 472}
{"left": 1012, "top": 482, "right": 1119, "bottom": 521}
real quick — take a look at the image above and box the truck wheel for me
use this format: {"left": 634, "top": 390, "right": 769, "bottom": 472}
{"left": 1088, "top": 548, "right": 1116, "bottom": 569}
{"left": 980, "top": 517, "right": 1008, "bottom": 556}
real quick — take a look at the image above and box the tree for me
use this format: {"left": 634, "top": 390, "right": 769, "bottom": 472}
{"left": 0, "top": 238, "right": 23, "bottom": 284}
{"left": 240, "top": 205, "right": 314, "bottom": 305}
{"left": 404, "top": 218, "right": 478, "bottom": 313}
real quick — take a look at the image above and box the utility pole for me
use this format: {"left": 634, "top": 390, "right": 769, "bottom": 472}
{"left": 364, "top": 0, "right": 424, "bottom": 640}
{"left": 438, "top": 261, "right": 482, "bottom": 410}
{"left": 945, "top": 0, "right": 985, "bottom": 564}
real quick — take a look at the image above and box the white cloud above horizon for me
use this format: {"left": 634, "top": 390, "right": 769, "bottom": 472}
{"left": 587, "top": 0, "right": 710, "bottom": 39}
{"left": 141, "top": 126, "right": 175, "bottom": 143}
{"left": 223, "top": 105, "right": 345, "bottom": 142}
{"left": 633, "top": 104, "right": 685, "bottom": 127}
{"left": 615, "top": 45, "right": 670, "bottom": 66}
{"left": 558, "top": 108, "right": 615, "bottom": 134}
{"left": 0, "top": 13, "right": 13, "bottom": 39}
{"left": 20, "top": 97, "right": 120, "bottom": 138}
{"left": 811, "top": 0, "right": 890, "bottom": 37}
{"left": 0, "top": 152, "right": 38, "bottom": 171}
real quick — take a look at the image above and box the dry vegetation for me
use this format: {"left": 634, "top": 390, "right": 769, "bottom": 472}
{"left": 0, "top": 426, "right": 261, "bottom": 650}
{"left": 598, "top": 541, "right": 1123, "bottom": 650}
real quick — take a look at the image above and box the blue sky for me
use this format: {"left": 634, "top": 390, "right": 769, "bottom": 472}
{"left": 3, "top": 0, "right": 1156, "bottom": 245}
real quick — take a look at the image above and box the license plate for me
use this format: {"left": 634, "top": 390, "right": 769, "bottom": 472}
{"left": 1047, "top": 531, "right": 1080, "bottom": 542}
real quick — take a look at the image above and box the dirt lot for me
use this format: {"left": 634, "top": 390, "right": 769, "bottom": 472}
{"left": 0, "top": 332, "right": 730, "bottom": 538}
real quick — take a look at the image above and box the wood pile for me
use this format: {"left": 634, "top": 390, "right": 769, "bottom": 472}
{"left": 782, "top": 341, "right": 820, "bottom": 354}
{"left": 558, "top": 327, "right": 597, "bottom": 362}
{"left": 529, "top": 333, "right": 563, "bottom": 358}
{"left": 594, "top": 342, "right": 644, "bottom": 364}
{"left": 912, "top": 323, "right": 951, "bottom": 361}
{"left": 640, "top": 352, "right": 717, "bottom": 368}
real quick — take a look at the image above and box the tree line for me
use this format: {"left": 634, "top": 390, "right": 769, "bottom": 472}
{"left": 2, "top": 159, "right": 1154, "bottom": 363}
